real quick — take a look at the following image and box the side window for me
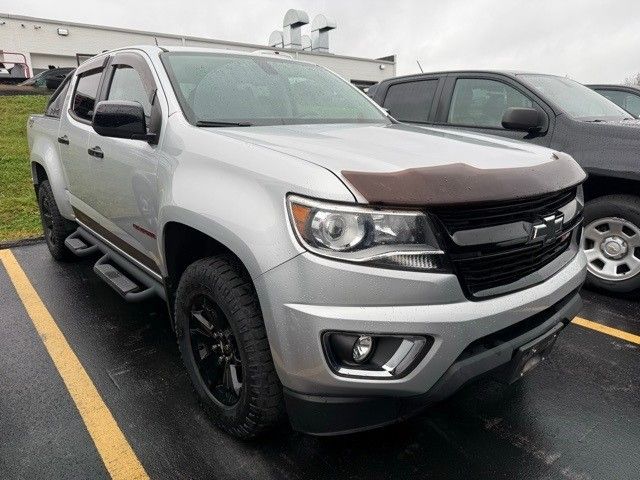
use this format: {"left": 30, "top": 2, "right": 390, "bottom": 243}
{"left": 448, "top": 78, "right": 533, "bottom": 128}
{"left": 383, "top": 80, "right": 438, "bottom": 123}
{"left": 107, "top": 65, "right": 152, "bottom": 117}
{"left": 72, "top": 69, "right": 103, "bottom": 121}
{"left": 598, "top": 90, "right": 640, "bottom": 117}
{"left": 46, "top": 80, "right": 71, "bottom": 118}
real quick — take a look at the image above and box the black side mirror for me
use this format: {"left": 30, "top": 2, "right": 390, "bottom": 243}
{"left": 92, "top": 100, "right": 151, "bottom": 141}
{"left": 501, "top": 107, "right": 544, "bottom": 132}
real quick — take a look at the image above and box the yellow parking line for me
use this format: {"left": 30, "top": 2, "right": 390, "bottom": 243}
{"left": 0, "top": 249, "right": 149, "bottom": 480}
{"left": 573, "top": 316, "right": 640, "bottom": 345}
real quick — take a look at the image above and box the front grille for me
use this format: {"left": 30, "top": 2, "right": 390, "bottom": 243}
{"left": 432, "top": 187, "right": 581, "bottom": 298}
{"left": 434, "top": 187, "right": 577, "bottom": 233}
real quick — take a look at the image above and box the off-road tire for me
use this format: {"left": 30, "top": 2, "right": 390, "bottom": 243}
{"left": 174, "top": 255, "right": 285, "bottom": 439}
{"left": 583, "top": 194, "right": 640, "bottom": 293}
{"left": 37, "top": 180, "right": 77, "bottom": 261}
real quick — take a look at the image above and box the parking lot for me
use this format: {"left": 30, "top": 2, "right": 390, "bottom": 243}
{"left": 0, "top": 242, "right": 637, "bottom": 479}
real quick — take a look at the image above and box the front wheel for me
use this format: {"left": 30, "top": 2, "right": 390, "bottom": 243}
{"left": 174, "top": 255, "right": 284, "bottom": 439}
{"left": 582, "top": 194, "right": 640, "bottom": 293}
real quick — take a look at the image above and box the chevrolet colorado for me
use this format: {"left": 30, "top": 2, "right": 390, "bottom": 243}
{"left": 27, "top": 47, "right": 586, "bottom": 438}
{"left": 369, "top": 71, "right": 640, "bottom": 293}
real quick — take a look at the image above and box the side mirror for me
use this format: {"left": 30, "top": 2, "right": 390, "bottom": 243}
{"left": 92, "top": 100, "right": 150, "bottom": 141}
{"left": 501, "top": 107, "right": 544, "bottom": 132}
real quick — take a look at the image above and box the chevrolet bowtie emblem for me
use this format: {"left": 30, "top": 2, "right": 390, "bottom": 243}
{"left": 530, "top": 213, "right": 564, "bottom": 243}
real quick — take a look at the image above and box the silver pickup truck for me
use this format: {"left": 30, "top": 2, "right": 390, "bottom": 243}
{"left": 27, "top": 45, "right": 586, "bottom": 438}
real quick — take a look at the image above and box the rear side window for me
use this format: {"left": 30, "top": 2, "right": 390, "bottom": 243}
{"left": 46, "top": 78, "right": 71, "bottom": 118}
{"left": 72, "top": 69, "right": 103, "bottom": 121}
{"left": 383, "top": 80, "right": 438, "bottom": 123}
{"left": 448, "top": 78, "right": 533, "bottom": 128}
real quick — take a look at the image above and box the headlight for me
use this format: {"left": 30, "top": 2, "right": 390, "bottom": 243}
{"left": 287, "top": 195, "right": 449, "bottom": 271}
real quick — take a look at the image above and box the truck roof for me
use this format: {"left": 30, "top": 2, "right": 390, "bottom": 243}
{"left": 377, "top": 70, "right": 561, "bottom": 84}
{"left": 90, "top": 45, "right": 311, "bottom": 66}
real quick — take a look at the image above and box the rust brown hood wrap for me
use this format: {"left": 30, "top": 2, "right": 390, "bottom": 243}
{"left": 342, "top": 153, "right": 586, "bottom": 207}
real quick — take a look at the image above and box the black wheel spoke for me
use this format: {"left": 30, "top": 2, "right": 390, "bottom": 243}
{"left": 191, "top": 310, "right": 215, "bottom": 336}
{"left": 223, "top": 362, "right": 242, "bottom": 396}
{"left": 187, "top": 294, "right": 243, "bottom": 406}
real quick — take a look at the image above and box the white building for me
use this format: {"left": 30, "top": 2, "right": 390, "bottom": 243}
{"left": 0, "top": 12, "right": 396, "bottom": 89}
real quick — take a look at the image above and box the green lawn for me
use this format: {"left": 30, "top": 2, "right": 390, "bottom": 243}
{"left": 0, "top": 95, "right": 49, "bottom": 243}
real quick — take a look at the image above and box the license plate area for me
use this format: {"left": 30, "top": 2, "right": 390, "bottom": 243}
{"left": 497, "top": 322, "right": 564, "bottom": 384}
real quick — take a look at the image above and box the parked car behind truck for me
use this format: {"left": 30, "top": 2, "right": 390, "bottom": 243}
{"left": 369, "top": 71, "right": 640, "bottom": 293}
{"left": 27, "top": 47, "right": 586, "bottom": 438}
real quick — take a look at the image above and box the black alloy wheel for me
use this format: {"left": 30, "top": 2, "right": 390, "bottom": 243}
{"left": 175, "top": 255, "right": 284, "bottom": 438}
{"left": 188, "top": 294, "right": 243, "bottom": 407}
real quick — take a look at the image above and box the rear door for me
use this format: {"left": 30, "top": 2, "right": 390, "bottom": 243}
{"left": 85, "top": 51, "right": 164, "bottom": 270}
{"left": 58, "top": 57, "right": 107, "bottom": 206}
{"left": 377, "top": 76, "right": 444, "bottom": 126}
{"left": 436, "top": 73, "right": 553, "bottom": 146}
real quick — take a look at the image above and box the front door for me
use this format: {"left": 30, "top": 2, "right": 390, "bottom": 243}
{"left": 86, "top": 51, "right": 164, "bottom": 269}
{"left": 438, "top": 75, "right": 552, "bottom": 146}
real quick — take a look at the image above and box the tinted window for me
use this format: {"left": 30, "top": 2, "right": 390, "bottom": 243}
{"left": 596, "top": 89, "right": 640, "bottom": 118}
{"left": 107, "top": 65, "right": 151, "bottom": 116}
{"left": 383, "top": 80, "right": 438, "bottom": 123}
{"left": 46, "top": 79, "right": 71, "bottom": 118}
{"left": 72, "top": 69, "right": 102, "bottom": 121}
{"left": 161, "top": 52, "right": 388, "bottom": 126}
{"left": 519, "top": 74, "right": 628, "bottom": 121}
{"left": 448, "top": 78, "right": 533, "bottom": 128}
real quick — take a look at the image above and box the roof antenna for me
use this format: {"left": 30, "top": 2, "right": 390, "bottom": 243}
{"left": 416, "top": 59, "right": 424, "bottom": 73}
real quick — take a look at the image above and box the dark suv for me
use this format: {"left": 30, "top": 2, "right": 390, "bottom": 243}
{"left": 587, "top": 84, "right": 640, "bottom": 119}
{"left": 368, "top": 71, "right": 640, "bottom": 293}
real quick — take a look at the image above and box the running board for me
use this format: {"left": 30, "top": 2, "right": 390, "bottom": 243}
{"left": 65, "top": 227, "right": 166, "bottom": 302}
{"left": 94, "top": 254, "right": 155, "bottom": 302}
{"left": 65, "top": 230, "right": 99, "bottom": 257}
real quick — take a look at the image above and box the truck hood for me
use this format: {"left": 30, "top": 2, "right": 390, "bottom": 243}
{"left": 212, "top": 122, "right": 586, "bottom": 206}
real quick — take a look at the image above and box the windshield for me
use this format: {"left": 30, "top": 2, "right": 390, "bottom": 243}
{"left": 518, "top": 74, "right": 631, "bottom": 121}
{"left": 161, "top": 52, "right": 389, "bottom": 126}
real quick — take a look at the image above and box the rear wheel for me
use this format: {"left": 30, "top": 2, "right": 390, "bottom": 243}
{"left": 174, "top": 255, "right": 284, "bottom": 438}
{"left": 37, "top": 180, "right": 76, "bottom": 261}
{"left": 583, "top": 195, "right": 640, "bottom": 293}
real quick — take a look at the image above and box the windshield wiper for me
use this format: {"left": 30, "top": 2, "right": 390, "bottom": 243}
{"left": 196, "top": 120, "right": 253, "bottom": 127}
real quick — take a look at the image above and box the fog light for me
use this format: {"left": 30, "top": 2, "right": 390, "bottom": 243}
{"left": 352, "top": 335, "right": 373, "bottom": 363}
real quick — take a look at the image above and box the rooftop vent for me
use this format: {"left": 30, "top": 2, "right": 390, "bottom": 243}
{"left": 282, "top": 9, "right": 309, "bottom": 50}
{"left": 311, "top": 14, "right": 337, "bottom": 53}
{"left": 268, "top": 30, "right": 284, "bottom": 48}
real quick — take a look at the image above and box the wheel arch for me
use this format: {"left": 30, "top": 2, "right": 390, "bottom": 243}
{"left": 583, "top": 173, "right": 640, "bottom": 202}
{"left": 161, "top": 220, "right": 260, "bottom": 306}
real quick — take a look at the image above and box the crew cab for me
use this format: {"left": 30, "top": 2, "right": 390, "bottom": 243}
{"left": 369, "top": 71, "right": 640, "bottom": 293}
{"left": 28, "top": 47, "right": 586, "bottom": 438}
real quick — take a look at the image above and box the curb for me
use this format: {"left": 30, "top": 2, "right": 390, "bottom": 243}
{"left": 0, "top": 236, "right": 45, "bottom": 250}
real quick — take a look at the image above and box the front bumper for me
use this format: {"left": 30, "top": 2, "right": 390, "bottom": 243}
{"left": 254, "top": 250, "right": 586, "bottom": 434}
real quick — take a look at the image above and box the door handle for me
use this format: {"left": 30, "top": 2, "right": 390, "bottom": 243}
{"left": 57, "top": 135, "right": 69, "bottom": 145}
{"left": 87, "top": 146, "right": 104, "bottom": 159}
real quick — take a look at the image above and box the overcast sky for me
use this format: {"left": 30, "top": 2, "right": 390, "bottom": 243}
{"left": 3, "top": 0, "right": 639, "bottom": 83}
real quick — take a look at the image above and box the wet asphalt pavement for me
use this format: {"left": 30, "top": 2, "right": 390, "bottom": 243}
{"left": 1, "top": 243, "right": 638, "bottom": 480}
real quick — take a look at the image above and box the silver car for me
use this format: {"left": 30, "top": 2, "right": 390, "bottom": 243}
{"left": 27, "top": 46, "right": 586, "bottom": 438}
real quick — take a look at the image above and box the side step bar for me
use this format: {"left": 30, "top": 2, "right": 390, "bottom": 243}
{"left": 64, "top": 230, "right": 99, "bottom": 257}
{"left": 65, "top": 227, "right": 165, "bottom": 302}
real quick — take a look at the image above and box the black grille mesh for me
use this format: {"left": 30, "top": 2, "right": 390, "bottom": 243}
{"left": 432, "top": 188, "right": 580, "bottom": 297}
{"left": 433, "top": 188, "right": 577, "bottom": 233}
